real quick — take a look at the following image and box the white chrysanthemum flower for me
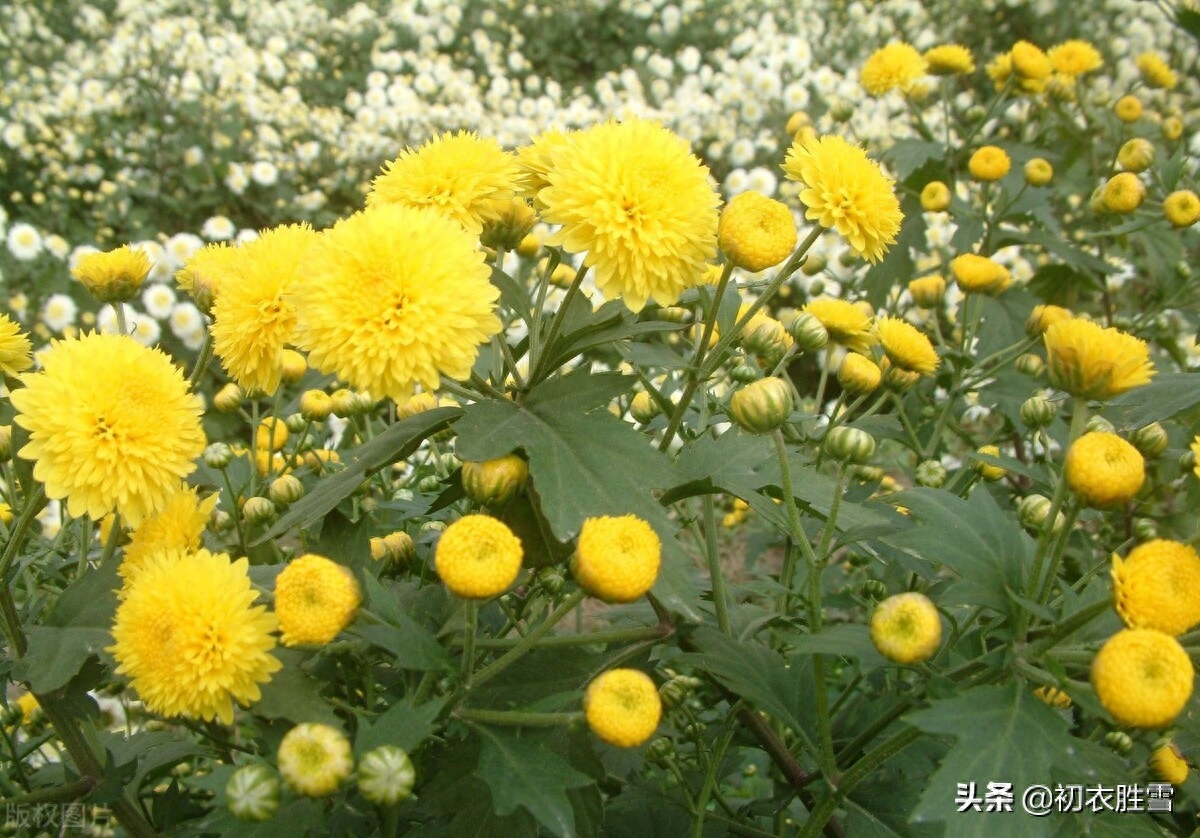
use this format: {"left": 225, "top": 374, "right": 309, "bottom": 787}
{"left": 129, "top": 312, "right": 162, "bottom": 347}
{"left": 235, "top": 229, "right": 259, "bottom": 245}
{"left": 96, "top": 304, "right": 119, "bottom": 334}
{"left": 169, "top": 302, "right": 204, "bottom": 339}
{"left": 201, "top": 215, "right": 236, "bottom": 241}
{"left": 165, "top": 233, "right": 203, "bottom": 266}
{"left": 142, "top": 284, "right": 177, "bottom": 320}
{"left": 7, "top": 223, "right": 42, "bottom": 261}
{"left": 226, "top": 164, "right": 249, "bottom": 195}
{"left": 251, "top": 161, "right": 278, "bottom": 186}
{"left": 41, "top": 294, "right": 78, "bottom": 333}
{"left": 132, "top": 240, "right": 173, "bottom": 283}
{"left": 746, "top": 166, "right": 779, "bottom": 196}
{"left": 44, "top": 235, "right": 69, "bottom": 260}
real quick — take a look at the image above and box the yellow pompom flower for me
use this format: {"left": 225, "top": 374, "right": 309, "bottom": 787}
{"left": 109, "top": 549, "right": 281, "bottom": 724}
{"left": 1163, "top": 190, "right": 1200, "bottom": 228}
{"left": 584, "top": 669, "right": 662, "bottom": 747}
{"left": 1047, "top": 40, "right": 1102, "bottom": 77}
{"left": 1114, "top": 95, "right": 1143, "bottom": 123}
{"left": 1064, "top": 431, "right": 1145, "bottom": 508}
{"left": 1102, "top": 172, "right": 1145, "bottom": 214}
{"left": 1091, "top": 629, "right": 1193, "bottom": 728}
{"left": 1024, "top": 158, "right": 1054, "bottom": 186}
{"left": 860, "top": 42, "right": 926, "bottom": 95}
{"left": 119, "top": 485, "right": 220, "bottom": 586}
{"left": 175, "top": 241, "right": 238, "bottom": 313}
{"left": 718, "top": 191, "right": 797, "bottom": 272}
{"left": 1025, "top": 304, "right": 1073, "bottom": 336}
{"left": 1150, "top": 744, "right": 1189, "bottom": 785}
{"left": 277, "top": 723, "right": 354, "bottom": 797}
{"left": 950, "top": 253, "right": 1011, "bottom": 295}
{"left": 516, "top": 128, "right": 572, "bottom": 202}
{"left": 435, "top": 514, "right": 523, "bottom": 599}
{"left": 924, "top": 44, "right": 974, "bottom": 76}
{"left": 968, "top": 146, "right": 1011, "bottom": 182}
{"left": 540, "top": 118, "right": 720, "bottom": 313}
{"left": 275, "top": 554, "right": 362, "bottom": 646}
{"left": 1137, "top": 52, "right": 1177, "bottom": 89}
{"left": 1112, "top": 540, "right": 1200, "bottom": 636}
{"left": 783, "top": 133, "right": 902, "bottom": 263}
{"left": 908, "top": 274, "right": 946, "bottom": 308}
{"left": 920, "top": 181, "right": 951, "bottom": 212}
{"left": 876, "top": 316, "right": 939, "bottom": 375}
{"left": 974, "top": 445, "right": 1007, "bottom": 481}
{"left": 71, "top": 244, "right": 151, "bottom": 304}
{"left": 870, "top": 592, "right": 941, "bottom": 664}
{"left": 290, "top": 203, "right": 501, "bottom": 403}
{"left": 1011, "top": 41, "right": 1052, "bottom": 83}
{"left": 11, "top": 333, "right": 205, "bottom": 527}
{"left": 0, "top": 314, "right": 32, "bottom": 377}
{"left": 1043, "top": 318, "right": 1154, "bottom": 400}
{"left": 367, "top": 130, "right": 525, "bottom": 235}
{"left": 573, "top": 515, "right": 661, "bottom": 603}
{"left": 803, "top": 297, "right": 877, "bottom": 354}
{"left": 211, "top": 223, "right": 317, "bottom": 396}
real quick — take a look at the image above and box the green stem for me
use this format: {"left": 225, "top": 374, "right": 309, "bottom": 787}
{"left": 455, "top": 708, "right": 583, "bottom": 727}
{"left": 702, "top": 494, "right": 732, "bottom": 634}
{"left": 813, "top": 345, "right": 834, "bottom": 414}
{"left": 114, "top": 302, "right": 129, "bottom": 336}
{"left": 469, "top": 589, "right": 586, "bottom": 691}
{"left": 3, "top": 777, "right": 97, "bottom": 805}
{"left": 529, "top": 263, "right": 589, "bottom": 383}
{"left": 1026, "top": 598, "right": 1111, "bottom": 659}
{"left": 693, "top": 728, "right": 736, "bottom": 838}
{"left": 461, "top": 600, "right": 479, "bottom": 687}
{"left": 472, "top": 624, "right": 670, "bottom": 649}
{"left": 187, "top": 328, "right": 214, "bottom": 391}
{"left": 527, "top": 248, "right": 560, "bottom": 363}
{"left": 0, "top": 482, "right": 46, "bottom": 581}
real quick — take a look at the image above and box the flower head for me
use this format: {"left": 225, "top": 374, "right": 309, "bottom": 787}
{"left": 718, "top": 191, "right": 797, "bottom": 272}
{"left": 585, "top": 669, "right": 662, "bottom": 747}
{"left": 290, "top": 204, "right": 500, "bottom": 402}
{"left": 870, "top": 592, "right": 942, "bottom": 664}
{"left": 968, "top": 146, "right": 1011, "bottom": 182}
{"left": 120, "top": 485, "right": 219, "bottom": 586}
{"left": 516, "top": 128, "right": 572, "bottom": 202}
{"left": 572, "top": 515, "right": 661, "bottom": 603}
{"left": 367, "top": 131, "right": 525, "bottom": 235}
{"left": 1150, "top": 744, "right": 1189, "bottom": 785}
{"left": 175, "top": 241, "right": 238, "bottom": 313}
{"left": 435, "top": 514, "right": 523, "bottom": 599}
{"left": 1164, "top": 190, "right": 1200, "bottom": 227}
{"left": 1137, "top": 52, "right": 1177, "bottom": 89}
{"left": 1047, "top": 40, "right": 1102, "bottom": 77}
{"left": 783, "top": 134, "right": 902, "bottom": 263}
{"left": 950, "top": 253, "right": 1011, "bottom": 295}
{"left": 12, "top": 333, "right": 204, "bottom": 526}
{"left": 1102, "top": 172, "right": 1146, "bottom": 213}
{"left": 109, "top": 549, "right": 281, "bottom": 723}
{"left": 838, "top": 352, "right": 881, "bottom": 395}
{"left": 71, "top": 245, "right": 151, "bottom": 304}
{"left": 1065, "top": 431, "right": 1144, "bottom": 508}
{"left": 924, "top": 44, "right": 974, "bottom": 75}
{"left": 876, "top": 316, "right": 939, "bottom": 375}
{"left": 275, "top": 554, "right": 362, "bottom": 646}
{"left": 1011, "top": 41, "right": 1052, "bottom": 82}
{"left": 1112, "top": 540, "right": 1200, "bottom": 636}
{"left": 0, "top": 314, "right": 32, "bottom": 377}
{"left": 540, "top": 118, "right": 720, "bottom": 312}
{"left": 1091, "top": 628, "right": 1193, "bottom": 728}
{"left": 1026, "top": 304, "right": 1073, "bottom": 336}
{"left": 860, "top": 42, "right": 926, "bottom": 95}
{"left": 277, "top": 723, "right": 353, "bottom": 797}
{"left": 803, "top": 298, "right": 876, "bottom": 354}
{"left": 1044, "top": 318, "right": 1154, "bottom": 400}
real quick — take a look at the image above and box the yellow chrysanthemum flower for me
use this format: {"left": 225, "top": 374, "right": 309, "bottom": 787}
{"left": 109, "top": 549, "right": 281, "bottom": 724}
{"left": 572, "top": 515, "right": 661, "bottom": 603}
{"left": 919, "top": 181, "right": 951, "bottom": 212}
{"left": 540, "top": 118, "right": 720, "bottom": 313}
{"left": 1047, "top": 40, "right": 1102, "bottom": 77}
{"left": 974, "top": 445, "right": 1007, "bottom": 481}
{"left": 876, "top": 316, "right": 939, "bottom": 375}
{"left": 0, "top": 313, "right": 33, "bottom": 377}
{"left": 119, "top": 485, "right": 219, "bottom": 586}
{"left": 1091, "top": 628, "right": 1193, "bottom": 728}
{"left": 1024, "top": 158, "right": 1054, "bottom": 186}
{"left": 435, "top": 514, "right": 523, "bottom": 599}
{"left": 908, "top": 274, "right": 946, "bottom": 308}
{"left": 803, "top": 298, "right": 877, "bottom": 354}
{"left": 277, "top": 723, "right": 353, "bottom": 797}
{"left": 1026, "top": 304, "right": 1073, "bottom": 336}
{"left": 1065, "top": 431, "right": 1144, "bottom": 509}
{"left": 838, "top": 352, "right": 881, "bottom": 396}
{"left": 924, "top": 44, "right": 975, "bottom": 76}
{"left": 718, "top": 191, "right": 797, "bottom": 272}
{"left": 275, "top": 554, "right": 362, "bottom": 646}
{"left": 71, "top": 244, "right": 151, "bottom": 304}
{"left": 1112, "top": 540, "right": 1200, "bottom": 636}
{"left": 783, "top": 134, "right": 902, "bottom": 263}
{"left": 1043, "top": 318, "right": 1154, "bottom": 400}
{"left": 175, "top": 241, "right": 238, "bottom": 313}
{"left": 950, "top": 253, "right": 1011, "bottom": 295}
{"left": 968, "top": 146, "right": 1011, "bottom": 182}
{"left": 1011, "top": 41, "right": 1052, "bottom": 82}
{"left": 1114, "top": 95, "right": 1143, "bottom": 123}
{"left": 367, "top": 130, "right": 525, "bottom": 235}
{"left": 1137, "top": 52, "right": 1177, "bottom": 89}
{"left": 870, "top": 592, "right": 941, "bottom": 664}
{"left": 1193, "top": 436, "right": 1200, "bottom": 480}
{"left": 290, "top": 204, "right": 500, "bottom": 402}
{"left": 1150, "top": 744, "right": 1189, "bottom": 785}
{"left": 1102, "top": 172, "right": 1146, "bottom": 213}
{"left": 211, "top": 223, "right": 317, "bottom": 396}
{"left": 860, "top": 42, "right": 926, "bottom": 95}
{"left": 1163, "top": 190, "right": 1200, "bottom": 228}
{"left": 11, "top": 333, "right": 205, "bottom": 526}
{"left": 584, "top": 669, "right": 662, "bottom": 747}
{"left": 515, "top": 128, "right": 572, "bottom": 202}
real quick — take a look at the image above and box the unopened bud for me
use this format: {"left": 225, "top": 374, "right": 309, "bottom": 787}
{"left": 461, "top": 454, "right": 529, "bottom": 507}
{"left": 536, "top": 566, "right": 565, "bottom": 595}
{"left": 279, "top": 349, "right": 307, "bottom": 386}
{"left": 907, "top": 274, "right": 945, "bottom": 309}
{"left": 861, "top": 579, "right": 888, "bottom": 600}
{"left": 1020, "top": 395, "right": 1057, "bottom": 428}
{"left": 629, "top": 391, "right": 660, "bottom": 424}
{"left": 788, "top": 312, "right": 829, "bottom": 352}
{"left": 1105, "top": 730, "right": 1133, "bottom": 755}
{"left": 915, "top": 459, "right": 947, "bottom": 488}
{"left": 226, "top": 763, "right": 281, "bottom": 822}
{"left": 729, "top": 376, "right": 794, "bottom": 434}
{"left": 0, "top": 425, "right": 12, "bottom": 462}
{"left": 256, "top": 418, "right": 289, "bottom": 453}
{"left": 268, "top": 474, "right": 305, "bottom": 506}
{"left": 881, "top": 358, "right": 921, "bottom": 393}
{"left": 1015, "top": 353, "right": 1045, "bottom": 377}
{"left": 974, "top": 445, "right": 1006, "bottom": 481}
{"left": 838, "top": 353, "right": 881, "bottom": 396}
{"left": 242, "top": 496, "right": 276, "bottom": 526}
{"left": 800, "top": 253, "right": 827, "bottom": 276}
{"left": 1018, "top": 494, "right": 1064, "bottom": 535}
{"left": 300, "top": 390, "right": 333, "bottom": 423}
{"left": 204, "top": 442, "right": 233, "bottom": 470}
{"left": 1133, "top": 517, "right": 1159, "bottom": 541}
{"left": 357, "top": 745, "right": 416, "bottom": 806}
{"left": 331, "top": 388, "right": 356, "bottom": 418}
{"left": 214, "top": 382, "right": 244, "bottom": 413}
{"left": 824, "top": 426, "right": 876, "bottom": 463}
{"left": 1130, "top": 422, "right": 1169, "bottom": 458}
{"left": 1085, "top": 415, "right": 1116, "bottom": 435}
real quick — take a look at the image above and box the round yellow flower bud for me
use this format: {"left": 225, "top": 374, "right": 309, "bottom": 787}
{"left": 1102, "top": 172, "right": 1146, "bottom": 213}
{"left": 837, "top": 352, "right": 882, "bottom": 396}
{"left": 718, "top": 191, "right": 798, "bottom": 273}
{"left": 397, "top": 392, "right": 438, "bottom": 419}
{"left": 1114, "top": 95, "right": 1143, "bottom": 123}
{"left": 435, "top": 514, "right": 523, "bottom": 599}
{"left": 968, "top": 146, "right": 1011, "bottom": 182}
{"left": 785, "top": 111, "right": 811, "bottom": 136}
{"left": 1112, "top": 539, "right": 1200, "bottom": 636}
{"left": 268, "top": 474, "right": 305, "bottom": 506}
{"left": 1024, "top": 158, "right": 1054, "bottom": 187}
{"left": 907, "top": 274, "right": 946, "bottom": 308}
{"left": 461, "top": 454, "right": 529, "bottom": 507}
{"left": 950, "top": 253, "right": 1011, "bottom": 295}
{"left": 629, "top": 390, "right": 660, "bottom": 424}
{"left": 71, "top": 244, "right": 151, "bottom": 304}
{"left": 256, "top": 418, "right": 289, "bottom": 453}
{"left": 279, "top": 349, "right": 308, "bottom": 386}
{"left": 370, "top": 530, "right": 416, "bottom": 568}
{"left": 275, "top": 554, "right": 362, "bottom": 646}
{"left": 870, "top": 592, "right": 941, "bottom": 664}
{"left": 1025, "top": 304, "right": 1072, "bottom": 337}
{"left": 1162, "top": 116, "right": 1184, "bottom": 142}
{"left": 214, "top": 382, "right": 244, "bottom": 413}
{"left": 1163, "top": 190, "right": 1200, "bottom": 228}
{"left": 1117, "top": 138, "right": 1155, "bottom": 173}
{"left": 1064, "top": 431, "right": 1145, "bottom": 508}
{"left": 876, "top": 316, "right": 939, "bottom": 375}
{"left": 585, "top": 669, "right": 662, "bottom": 747}
{"left": 572, "top": 514, "right": 661, "bottom": 603}
{"left": 277, "top": 723, "right": 353, "bottom": 797}
{"left": 974, "top": 445, "right": 1007, "bottom": 481}
{"left": 1150, "top": 744, "right": 1189, "bottom": 786}
{"left": 299, "top": 389, "right": 333, "bottom": 422}
{"left": 516, "top": 232, "right": 541, "bottom": 258}
{"left": 1091, "top": 629, "right": 1193, "bottom": 728}
{"left": 729, "top": 376, "right": 794, "bottom": 434}
{"left": 920, "top": 181, "right": 952, "bottom": 212}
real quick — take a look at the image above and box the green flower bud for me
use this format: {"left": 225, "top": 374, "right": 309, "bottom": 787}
{"left": 1105, "top": 730, "right": 1134, "bottom": 755}
{"left": 331, "top": 388, "right": 356, "bottom": 418}
{"left": 861, "top": 579, "right": 888, "bottom": 600}
{"left": 461, "top": 454, "right": 529, "bottom": 507}
{"left": 0, "top": 425, "right": 11, "bottom": 462}
{"left": 226, "top": 763, "right": 281, "bottom": 822}
{"left": 268, "top": 474, "right": 305, "bottom": 506}
{"left": 788, "top": 312, "right": 829, "bottom": 352}
{"left": 731, "top": 362, "right": 761, "bottom": 384}
{"left": 417, "top": 475, "right": 443, "bottom": 494}
{"left": 1130, "top": 422, "right": 1169, "bottom": 458}
{"left": 1020, "top": 395, "right": 1057, "bottom": 428}
{"left": 629, "top": 391, "right": 660, "bottom": 424}
{"left": 1133, "top": 517, "right": 1159, "bottom": 541}
{"left": 915, "top": 459, "right": 947, "bottom": 488}
{"left": 1018, "top": 494, "right": 1064, "bottom": 535}
{"left": 357, "top": 745, "right": 416, "bottom": 806}
{"left": 242, "top": 496, "right": 276, "bottom": 526}
{"left": 800, "top": 252, "right": 827, "bottom": 276}
{"left": 204, "top": 442, "right": 233, "bottom": 470}
{"left": 1086, "top": 415, "right": 1116, "bottom": 435}
{"left": 536, "top": 566, "right": 565, "bottom": 595}
{"left": 729, "top": 377, "right": 794, "bottom": 434}
{"left": 1015, "top": 353, "right": 1045, "bottom": 377}
{"left": 300, "top": 389, "right": 333, "bottom": 423}
{"left": 656, "top": 306, "right": 692, "bottom": 323}
{"left": 824, "top": 426, "right": 876, "bottom": 463}
{"left": 214, "top": 382, "right": 244, "bottom": 413}
{"left": 284, "top": 412, "right": 308, "bottom": 434}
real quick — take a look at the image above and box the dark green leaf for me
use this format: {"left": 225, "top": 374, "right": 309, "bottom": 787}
{"left": 47, "top": 560, "right": 121, "bottom": 628}
{"left": 252, "top": 665, "right": 340, "bottom": 727}
{"left": 885, "top": 139, "right": 946, "bottom": 180}
{"left": 474, "top": 727, "right": 593, "bottom": 838}
{"left": 492, "top": 265, "right": 534, "bottom": 327}
{"left": 356, "top": 695, "right": 447, "bottom": 756}
{"left": 552, "top": 320, "right": 683, "bottom": 368}
{"left": 1105, "top": 372, "right": 1200, "bottom": 430}
{"left": 785, "top": 623, "right": 888, "bottom": 671}
{"left": 12, "top": 627, "right": 110, "bottom": 693}
{"left": 356, "top": 620, "right": 452, "bottom": 671}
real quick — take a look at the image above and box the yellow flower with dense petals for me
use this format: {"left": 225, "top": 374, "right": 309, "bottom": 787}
{"left": 1044, "top": 318, "right": 1154, "bottom": 400}
{"left": 1091, "top": 629, "right": 1193, "bottom": 728}
{"left": 0, "top": 314, "right": 32, "bottom": 377}
{"left": 1065, "top": 431, "right": 1145, "bottom": 508}
{"left": 109, "top": 549, "right": 281, "bottom": 724}
{"left": 540, "top": 118, "right": 720, "bottom": 312}
{"left": 968, "top": 146, "right": 1011, "bottom": 182}
{"left": 1047, "top": 40, "right": 1102, "bottom": 77}
{"left": 876, "top": 317, "right": 938, "bottom": 375}
{"left": 1026, "top": 304, "right": 1073, "bottom": 336}
{"left": 1011, "top": 41, "right": 1051, "bottom": 83}
{"left": 275, "top": 554, "right": 362, "bottom": 646}
{"left": 71, "top": 244, "right": 151, "bottom": 304}
{"left": 1112, "top": 540, "right": 1200, "bottom": 636}
{"left": 585, "top": 669, "right": 662, "bottom": 747}
{"left": 435, "top": 514, "right": 523, "bottom": 599}
{"left": 11, "top": 333, "right": 205, "bottom": 527}
{"left": 572, "top": 515, "right": 661, "bottom": 603}
{"left": 211, "top": 224, "right": 317, "bottom": 396}
{"left": 950, "top": 253, "right": 1011, "bottom": 295}
{"left": 277, "top": 723, "right": 353, "bottom": 797}
{"left": 367, "top": 130, "right": 525, "bottom": 235}
{"left": 119, "top": 485, "right": 220, "bottom": 586}
{"left": 924, "top": 44, "right": 974, "bottom": 76}
{"left": 860, "top": 42, "right": 926, "bottom": 95}
{"left": 1102, "top": 172, "right": 1145, "bottom": 213}
{"left": 1137, "top": 52, "right": 1177, "bottom": 89}
{"left": 803, "top": 298, "right": 877, "bottom": 354}
{"left": 1150, "top": 744, "right": 1189, "bottom": 785}
{"left": 783, "top": 134, "right": 902, "bottom": 263}
{"left": 1164, "top": 190, "right": 1200, "bottom": 227}
{"left": 516, "top": 128, "right": 572, "bottom": 203}
{"left": 870, "top": 592, "right": 941, "bottom": 664}
{"left": 290, "top": 204, "right": 500, "bottom": 403}
{"left": 175, "top": 241, "right": 238, "bottom": 313}
{"left": 718, "top": 191, "right": 797, "bottom": 272}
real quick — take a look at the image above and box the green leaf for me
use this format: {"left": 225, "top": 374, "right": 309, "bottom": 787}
{"left": 252, "top": 664, "right": 341, "bottom": 727}
{"left": 355, "top": 621, "right": 452, "bottom": 671}
{"left": 474, "top": 727, "right": 593, "bottom": 838}
{"left": 355, "top": 695, "right": 447, "bottom": 756}
{"left": 785, "top": 623, "right": 888, "bottom": 671}
{"left": 12, "top": 627, "right": 111, "bottom": 693}
{"left": 1105, "top": 372, "right": 1200, "bottom": 430}
{"left": 47, "top": 560, "right": 121, "bottom": 628}
{"left": 552, "top": 320, "right": 683, "bottom": 369}
{"left": 885, "top": 139, "right": 946, "bottom": 180}
{"left": 1176, "top": 7, "right": 1200, "bottom": 41}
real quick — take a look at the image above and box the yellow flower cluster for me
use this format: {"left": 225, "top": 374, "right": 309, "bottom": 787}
{"left": 1043, "top": 318, "right": 1155, "bottom": 400}
{"left": 1091, "top": 628, "right": 1193, "bottom": 728}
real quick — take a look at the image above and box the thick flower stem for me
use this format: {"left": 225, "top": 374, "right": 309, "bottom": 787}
{"left": 114, "top": 302, "right": 129, "bottom": 336}
{"left": 186, "top": 328, "right": 214, "bottom": 391}
{"left": 529, "top": 263, "right": 588, "bottom": 383}
{"left": 702, "top": 494, "right": 733, "bottom": 634}
{"left": 455, "top": 708, "right": 584, "bottom": 727}
{"left": 469, "top": 588, "right": 586, "bottom": 691}
{"left": 461, "top": 600, "right": 479, "bottom": 687}
{"left": 0, "top": 483, "right": 46, "bottom": 656}
{"left": 473, "top": 624, "right": 670, "bottom": 649}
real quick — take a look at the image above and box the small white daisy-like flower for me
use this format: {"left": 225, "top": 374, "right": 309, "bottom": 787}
{"left": 41, "top": 293, "right": 78, "bottom": 333}
{"left": 201, "top": 215, "right": 236, "bottom": 241}
{"left": 169, "top": 302, "right": 204, "bottom": 339}
{"left": 7, "top": 222, "right": 42, "bottom": 261}
{"left": 251, "top": 160, "right": 279, "bottom": 187}
{"left": 142, "top": 284, "right": 178, "bottom": 320}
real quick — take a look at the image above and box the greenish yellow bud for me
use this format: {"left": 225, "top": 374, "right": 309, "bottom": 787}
{"left": 908, "top": 274, "right": 946, "bottom": 309}
{"left": 1018, "top": 494, "right": 1064, "bottom": 535}
{"left": 1085, "top": 415, "right": 1116, "bottom": 435}
{"left": 658, "top": 681, "right": 688, "bottom": 710}
{"left": 861, "top": 579, "right": 888, "bottom": 600}
{"left": 920, "top": 181, "right": 952, "bottom": 212}
{"left": 279, "top": 349, "right": 308, "bottom": 386}
{"left": 242, "top": 496, "right": 276, "bottom": 526}
{"left": 881, "top": 358, "right": 921, "bottom": 393}
{"left": 214, "top": 382, "right": 244, "bottom": 413}
{"left": 1015, "top": 353, "right": 1045, "bottom": 377}
{"left": 268, "top": 474, "right": 305, "bottom": 506}
{"left": 729, "top": 376, "right": 794, "bottom": 434}
{"left": 226, "top": 763, "right": 281, "bottom": 822}
{"left": 731, "top": 363, "right": 760, "bottom": 384}
{"left": 0, "top": 425, "right": 11, "bottom": 462}
{"left": 838, "top": 353, "right": 882, "bottom": 397}
{"left": 300, "top": 389, "right": 333, "bottom": 423}
{"left": 536, "top": 566, "right": 565, "bottom": 595}
{"left": 1133, "top": 517, "right": 1159, "bottom": 541}
{"left": 1024, "top": 158, "right": 1054, "bottom": 186}
{"left": 800, "top": 252, "right": 827, "bottom": 276}
{"left": 461, "top": 455, "right": 529, "bottom": 507}
{"left": 370, "top": 530, "right": 416, "bottom": 569}
{"left": 824, "top": 426, "right": 876, "bottom": 463}
{"left": 417, "top": 475, "right": 443, "bottom": 494}
{"left": 204, "top": 442, "right": 233, "bottom": 470}
{"left": 788, "top": 312, "right": 829, "bottom": 352}
{"left": 1117, "top": 138, "right": 1155, "bottom": 173}
{"left": 830, "top": 100, "right": 855, "bottom": 122}
{"left": 1020, "top": 395, "right": 1057, "bottom": 428}
{"left": 629, "top": 391, "right": 660, "bottom": 424}
{"left": 656, "top": 306, "right": 692, "bottom": 323}
{"left": 357, "top": 745, "right": 416, "bottom": 806}
{"left": 480, "top": 198, "right": 537, "bottom": 251}
{"left": 1105, "top": 730, "right": 1133, "bottom": 755}
{"left": 915, "top": 459, "right": 947, "bottom": 488}
{"left": 742, "top": 317, "right": 790, "bottom": 359}
{"left": 1131, "top": 422, "right": 1169, "bottom": 458}
{"left": 331, "top": 388, "right": 356, "bottom": 418}
{"left": 974, "top": 445, "right": 1006, "bottom": 481}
